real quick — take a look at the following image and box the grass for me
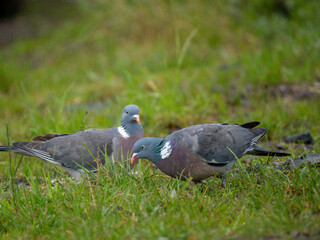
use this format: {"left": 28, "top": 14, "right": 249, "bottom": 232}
{"left": 0, "top": 0, "right": 320, "bottom": 239}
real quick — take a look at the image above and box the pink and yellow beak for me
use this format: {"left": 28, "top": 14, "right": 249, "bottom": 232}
{"left": 131, "top": 153, "right": 138, "bottom": 165}
{"left": 133, "top": 114, "right": 141, "bottom": 124}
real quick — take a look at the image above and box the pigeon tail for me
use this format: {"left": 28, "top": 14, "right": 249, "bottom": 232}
{"left": 0, "top": 145, "right": 19, "bottom": 152}
{"left": 247, "top": 145, "right": 290, "bottom": 157}
{"left": 240, "top": 121, "right": 261, "bottom": 129}
{"left": 0, "top": 145, "right": 9, "bottom": 151}
{"left": 0, "top": 144, "right": 34, "bottom": 156}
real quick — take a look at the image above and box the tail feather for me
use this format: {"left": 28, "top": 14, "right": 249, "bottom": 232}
{"left": 222, "top": 121, "right": 261, "bottom": 129}
{"left": 240, "top": 121, "right": 261, "bottom": 129}
{"left": 0, "top": 144, "right": 33, "bottom": 156}
{"left": 0, "top": 145, "right": 13, "bottom": 151}
{"left": 247, "top": 145, "right": 290, "bottom": 157}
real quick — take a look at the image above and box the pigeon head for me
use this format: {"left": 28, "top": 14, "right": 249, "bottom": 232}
{"left": 120, "top": 105, "right": 143, "bottom": 136}
{"left": 122, "top": 104, "right": 140, "bottom": 124}
{"left": 130, "top": 137, "right": 165, "bottom": 165}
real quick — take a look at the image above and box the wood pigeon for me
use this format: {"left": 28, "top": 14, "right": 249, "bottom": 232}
{"left": 131, "top": 121, "right": 289, "bottom": 185}
{"left": 0, "top": 104, "right": 144, "bottom": 179}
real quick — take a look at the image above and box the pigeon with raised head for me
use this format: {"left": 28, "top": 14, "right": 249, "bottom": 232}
{"left": 0, "top": 104, "right": 144, "bottom": 179}
{"left": 131, "top": 122, "right": 289, "bottom": 184}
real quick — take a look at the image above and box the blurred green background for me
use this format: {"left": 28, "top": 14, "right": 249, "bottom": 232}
{"left": 0, "top": 0, "right": 319, "bottom": 139}
{"left": 0, "top": 0, "right": 319, "bottom": 239}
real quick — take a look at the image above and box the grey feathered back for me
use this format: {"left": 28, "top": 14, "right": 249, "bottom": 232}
{"left": 167, "top": 124, "right": 267, "bottom": 165}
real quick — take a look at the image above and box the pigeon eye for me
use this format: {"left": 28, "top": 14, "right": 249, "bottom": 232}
{"left": 141, "top": 145, "right": 145, "bottom": 149}
{"left": 125, "top": 111, "right": 129, "bottom": 114}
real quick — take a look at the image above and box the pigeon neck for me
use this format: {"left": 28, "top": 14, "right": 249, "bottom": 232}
{"left": 120, "top": 120, "right": 142, "bottom": 137}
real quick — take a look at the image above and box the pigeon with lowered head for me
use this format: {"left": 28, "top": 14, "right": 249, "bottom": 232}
{"left": 131, "top": 122, "right": 289, "bottom": 184}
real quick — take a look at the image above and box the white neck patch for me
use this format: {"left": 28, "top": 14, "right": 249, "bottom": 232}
{"left": 118, "top": 126, "right": 130, "bottom": 139}
{"left": 160, "top": 141, "right": 172, "bottom": 159}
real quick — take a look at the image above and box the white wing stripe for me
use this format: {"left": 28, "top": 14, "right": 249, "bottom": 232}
{"left": 23, "top": 147, "right": 61, "bottom": 165}
{"left": 243, "top": 133, "right": 265, "bottom": 154}
{"left": 32, "top": 152, "right": 60, "bottom": 165}
{"left": 31, "top": 148, "right": 51, "bottom": 157}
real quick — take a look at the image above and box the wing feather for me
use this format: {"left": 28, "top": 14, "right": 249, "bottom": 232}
{"left": 171, "top": 124, "right": 267, "bottom": 166}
